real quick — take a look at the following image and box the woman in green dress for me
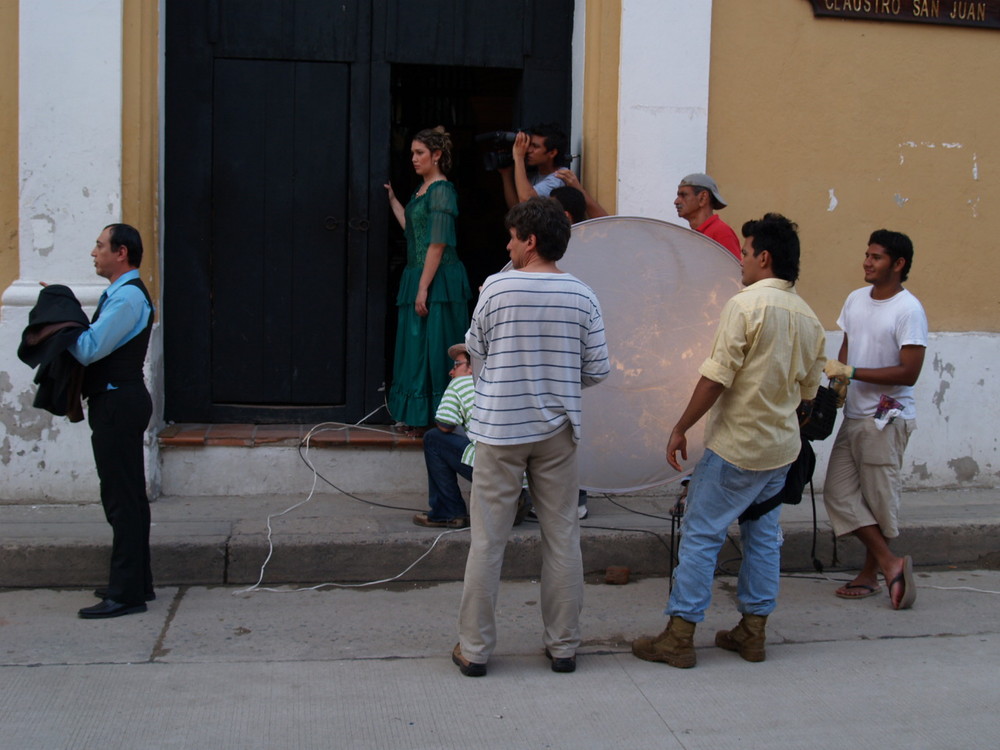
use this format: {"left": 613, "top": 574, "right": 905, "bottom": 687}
{"left": 384, "top": 127, "right": 471, "bottom": 429}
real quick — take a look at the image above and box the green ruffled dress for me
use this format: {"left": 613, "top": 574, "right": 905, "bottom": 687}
{"left": 388, "top": 180, "right": 471, "bottom": 426}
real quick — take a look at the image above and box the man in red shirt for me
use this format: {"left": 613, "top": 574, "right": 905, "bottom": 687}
{"left": 674, "top": 173, "right": 741, "bottom": 259}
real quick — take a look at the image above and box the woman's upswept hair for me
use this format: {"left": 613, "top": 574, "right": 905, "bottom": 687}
{"left": 414, "top": 126, "right": 453, "bottom": 174}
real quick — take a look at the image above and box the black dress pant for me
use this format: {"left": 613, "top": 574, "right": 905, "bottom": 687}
{"left": 88, "top": 382, "right": 153, "bottom": 604}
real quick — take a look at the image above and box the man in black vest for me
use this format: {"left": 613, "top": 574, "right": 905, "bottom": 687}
{"left": 71, "top": 224, "right": 155, "bottom": 619}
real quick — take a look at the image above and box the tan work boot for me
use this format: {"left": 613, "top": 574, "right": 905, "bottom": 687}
{"left": 715, "top": 614, "right": 767, "bottom": 662}
{"left": 631, "top": 616, "right": 697, "bottom": 668}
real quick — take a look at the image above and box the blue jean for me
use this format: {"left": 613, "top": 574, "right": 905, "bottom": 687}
{"left": 423, "top": 427, "right": 473, "bottom": 521}
{"left": 666, "top": 449, "right": 790, "bottom": 623}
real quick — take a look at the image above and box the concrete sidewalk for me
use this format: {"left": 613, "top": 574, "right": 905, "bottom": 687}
{"left": 3, "top": 572, "right": 1000, "bottom": 749}
{"left": 1, "top": 486, "right": 998, "bottom": 589}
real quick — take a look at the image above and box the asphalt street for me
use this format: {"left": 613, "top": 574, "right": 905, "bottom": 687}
{"left": 3, "top": 569, "right": 999, "bottom": 749}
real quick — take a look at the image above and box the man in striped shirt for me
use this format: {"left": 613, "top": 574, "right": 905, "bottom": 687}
{"left": 453, "top": 197, "right": 610, "bottom": 677}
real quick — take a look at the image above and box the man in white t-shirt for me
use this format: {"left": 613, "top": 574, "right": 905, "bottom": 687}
{"left": 823, "top": 229, "right": 928, "bottom": 610}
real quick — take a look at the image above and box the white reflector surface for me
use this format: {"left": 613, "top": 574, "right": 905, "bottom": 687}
{"left": 560, "top": 216, "right": 742, "bottom": 493}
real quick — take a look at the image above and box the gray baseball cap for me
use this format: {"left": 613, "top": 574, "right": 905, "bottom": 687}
{"left": 679, "top": 173, "right": 727, "bottom": 209}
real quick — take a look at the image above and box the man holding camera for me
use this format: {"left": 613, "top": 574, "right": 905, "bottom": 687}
{"left": 500, "top": 123, "right": 568, "bottom": 208}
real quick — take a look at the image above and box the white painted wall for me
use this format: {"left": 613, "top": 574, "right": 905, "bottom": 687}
{"left": 616, "top": 0, "right": 712, "bottom": 221}
{"left": 0, "top": 0, "right": 149, "bottom": 502}
{"left": 815, "top": 332, "right": 1000, "bottom": 490}
{"left": 17, "top": 0, "right": 122, "bottom": 285}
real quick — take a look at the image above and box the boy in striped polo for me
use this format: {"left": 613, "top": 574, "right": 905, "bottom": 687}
{"left": 413, "top": 343, "right": 476, "bottom": 528}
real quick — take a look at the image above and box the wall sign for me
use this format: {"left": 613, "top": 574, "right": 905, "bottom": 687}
{"left": 806, "top": 0, "right": 1000, "bottom": 29}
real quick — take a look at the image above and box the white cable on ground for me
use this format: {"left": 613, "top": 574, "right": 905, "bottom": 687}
{"left": 780, "top": 573, "right": 1000, "bottom": 595}
{"left": 924, "top": 585, "right": 1000, "bottom": 595}
{"left": 233, "top": 407, "right": 468, "bottom": 596}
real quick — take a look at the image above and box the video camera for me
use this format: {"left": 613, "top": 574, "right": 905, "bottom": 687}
{"left": 474, "top": 130, "right": 521, "bottom": 171}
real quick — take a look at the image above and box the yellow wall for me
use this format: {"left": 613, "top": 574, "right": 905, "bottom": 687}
{"left": 0, "top": 0, "right": 17, "bottom": 295}
{"left": 709, "top": 1, "right": 997, "bottom": 331}
{"left": 583, "top": 0, "right": 621, "bottom": 214}
{"left": 122, "top": 0, "right": 160, "bottom": 304}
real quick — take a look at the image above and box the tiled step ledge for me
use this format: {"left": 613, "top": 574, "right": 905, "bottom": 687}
{"left": 158, "top": 424, "right": 424, "bottom": 449}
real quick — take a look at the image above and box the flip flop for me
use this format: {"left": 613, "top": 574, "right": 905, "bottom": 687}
{"left": 888, "top": 555, "right": 917, "bottom": 610}
{"left": 835, "top": 583, "right": 882, "bottom": 600}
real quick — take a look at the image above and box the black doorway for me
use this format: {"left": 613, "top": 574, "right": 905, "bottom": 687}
{"left": 383, "top": 65, "right": 526, "bottom": 381}
{"left": 163, "top": 1, "right": 574, "bottom": 425}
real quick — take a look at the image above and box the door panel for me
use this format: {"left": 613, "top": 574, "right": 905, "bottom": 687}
{"left": 211, "top": 60, "right": 350, "bottom": 406}
{"left": 217, "top": 0, "right": 359, "bottom": 60}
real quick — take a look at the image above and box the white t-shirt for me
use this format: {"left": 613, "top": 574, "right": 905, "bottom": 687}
{"left": 838, "top": 287, "right": 928, "bottom": 420}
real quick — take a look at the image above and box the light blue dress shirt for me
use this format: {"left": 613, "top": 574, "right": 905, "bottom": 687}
{"left": 69, "top": 269, "right": 153, "bottom": 367}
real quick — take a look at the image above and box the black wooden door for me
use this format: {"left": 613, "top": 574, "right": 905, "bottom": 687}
{"left": 165, "top": 1, "right": 374, "bottom": 423}
{"left": 164, "top": 0, "right": 573, "bottom": 424}
{"left": 211, "top": 59, "right": 350, "bottom": 406}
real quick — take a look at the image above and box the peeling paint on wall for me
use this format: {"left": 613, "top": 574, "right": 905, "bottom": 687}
{"left": 0, "top": 388, "right": 59, "bottom": 442}
{"left": 973, "top": 153, "right": 979, "bottom": 180}
{"left": 897, "top": 141, "right": 965, "bottom": 167}
{"left": 947, "top": 456, "right": 979, "bottom": 483}
{"left": 910, "top": 462, "right": 930, "bottom": 480}
{"left": 932, "top": 380, "right": 950, "bottom": 414}
{"left": 968, "top": 197, "right": 980, "bottom": 218}
{"left": 933, "top": 354, "right": 955, "bottom": 378}
{"left": 893, "top": 194, "right": 909, "bottom": 208}
{"left": 30, "top": 214, "right": 56, "bottom": 257}
{"left": 827, "top": 188, "right": 838, "bottom": 212}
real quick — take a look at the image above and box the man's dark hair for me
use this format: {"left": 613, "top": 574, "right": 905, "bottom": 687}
{"left": 505, "top": 196, "right": 571, "bottom": 262}
{"left": 741, "top": 213, "right": 800, "bottom": 283}
{"left": 868, "top": 228, "right": 914, "bottom": 282}
{"left": 105, "top": 223, "right": 144, "bottom": 267}
{"left": 551, "top": 186, "right": 586, "bottom": 224}
{"left": 529, "top": 122, "right": 568, "bottom": 167}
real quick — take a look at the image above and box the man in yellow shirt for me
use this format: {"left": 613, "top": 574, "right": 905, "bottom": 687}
{"left": 632, "top": 213, "right": 825, "bottom": 668}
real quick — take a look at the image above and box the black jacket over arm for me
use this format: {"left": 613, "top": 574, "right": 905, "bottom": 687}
{"left": 18, "top": 284, "right": 90, "bottom": 422}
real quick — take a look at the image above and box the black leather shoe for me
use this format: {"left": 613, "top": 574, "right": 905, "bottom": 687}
{"left": 93, "top": 588, "right": 156, "bottom": 602}
{"left": 451, "top": 643, "right": 486, "bottom": 677}
{"left": 545, "top": 648, "right": 577, "bottom": 673}
{"left": 78, "top": 599, "right": 147, "bottom": 619}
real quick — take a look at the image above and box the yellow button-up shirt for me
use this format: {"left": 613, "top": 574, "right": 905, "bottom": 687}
{"left": 698, "top": 278, "right": 826, "bottom": 470}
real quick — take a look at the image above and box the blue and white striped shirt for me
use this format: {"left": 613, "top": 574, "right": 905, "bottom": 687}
{"left": 466, "top": 270, "right": 610, "bottom": 446}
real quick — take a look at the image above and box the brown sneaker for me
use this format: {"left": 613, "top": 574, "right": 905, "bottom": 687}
{"left": 631, "top": 616, "right": 697, "bottom": 668}
{"left": 715, "top": 614, "right": 767, "bottom": 662}
{"left": 412, "top": 513, "right": 469, "bottom": 528}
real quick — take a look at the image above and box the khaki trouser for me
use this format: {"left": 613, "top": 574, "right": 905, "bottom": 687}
{"left": 458, "top": 425, "right": 582, "bottom": 663}
{"left": 823, "top": 416, "right": 915, "bottom": 538}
